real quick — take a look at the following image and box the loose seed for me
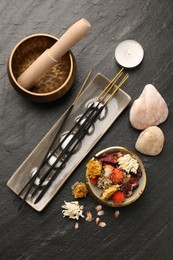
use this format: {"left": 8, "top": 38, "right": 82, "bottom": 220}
{"left": 98, "top": 222, "right": 106, "bottom": 228}
{"left": 114, "top": 210, "right": 120, "bottom": 219}
{"left": 75, "top": 222, "right": 79, "bottom": 229}
{"left": 95, "top": 217, "right": 100, "bottom": 225}
{"left": 95, "top": 205, "right": 102, "bottom": 211}
{"left": 97, "top": 210, "right": 104, "bottom": 216}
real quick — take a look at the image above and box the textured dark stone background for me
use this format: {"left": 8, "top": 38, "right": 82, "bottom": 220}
{"left": 0, "top": 0, "right": 173, "bottom": 259}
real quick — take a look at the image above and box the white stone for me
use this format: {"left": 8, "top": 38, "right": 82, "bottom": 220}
{"left": 135, "top": 126, "right": 164, "bottom": 156}
{"left": 130, "top": 84, "right": 169, "bottom": 130}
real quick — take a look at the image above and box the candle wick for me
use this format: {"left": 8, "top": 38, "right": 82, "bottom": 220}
{"left": 127, "top": 50, "right": 132, "bottom": 57}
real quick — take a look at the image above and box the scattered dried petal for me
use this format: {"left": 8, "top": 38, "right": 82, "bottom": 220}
{"left": 95, "top": 205, "right": 102, "bottom": 212}
{"left": 97, "top": 210, "right": 104, "bottom": 216}
{"left": 85, "top": 211, "right": 94, "bottom": 221}
{"left": 98, "top": 222, "right": 106, "bottom": 228}
{"left": 75, "top": 222, "right": 79, "bottom": 229}
{"left": 114, "top": 210, "right": 120, "bottom": 219}
{"left": 99, "top": 154, "right": 117, "bottom": 165}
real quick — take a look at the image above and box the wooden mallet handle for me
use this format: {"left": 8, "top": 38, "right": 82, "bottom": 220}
{"left": 17, "top": 18, "right": 91, "bottom": 90}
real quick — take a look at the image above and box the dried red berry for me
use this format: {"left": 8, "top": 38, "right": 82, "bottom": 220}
{"left": 89, "top": 177, "right": 99, "bottom": 185}
{"left": 112, "top": 191, "right": 125, "bottom": 204}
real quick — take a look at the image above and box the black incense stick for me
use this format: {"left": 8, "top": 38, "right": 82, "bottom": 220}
{"left": 34, "top": 105, "right": 104, "bottom": 204}
{"left": 17, "top": 70, "right": 92, "bottom": 210}
{"left": 33, "top": 72, "right": 129, "bottom": 203}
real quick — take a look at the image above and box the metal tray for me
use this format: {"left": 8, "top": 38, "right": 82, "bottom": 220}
{"left": 7, "top": 73, "right": 131, "bottom": 211}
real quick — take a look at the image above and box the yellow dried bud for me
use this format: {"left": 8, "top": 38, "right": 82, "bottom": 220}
{"left": 86, "top": 159, "right": 102, "bottom": 179}
{"left": 72, "top": 182, "right": 88, "bottom": 199}
{"left": 100, "top": 185, "right": 119, "bottom": 200}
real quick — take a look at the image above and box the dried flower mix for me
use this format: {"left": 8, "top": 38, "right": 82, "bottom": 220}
{"left": 72, "top": 182, "right": 88, "bottom": 198}
{"left": 62, "top": 201, "right": 84, "bottom": 220}
{"left": 86, "top": 151, "right": 142, "bottom": 205}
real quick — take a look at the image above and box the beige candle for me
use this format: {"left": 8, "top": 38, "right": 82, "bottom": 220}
{"left": 17, "top": 18, "right": 91, "bottom": 90}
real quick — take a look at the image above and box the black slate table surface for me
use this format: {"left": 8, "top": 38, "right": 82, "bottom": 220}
{"left": 0, "top": 0, "right": 173, "bottom": 259}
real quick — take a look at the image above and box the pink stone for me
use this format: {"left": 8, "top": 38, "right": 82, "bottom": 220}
{"left": 129, "top": 84, "right": 169, "bottom": 130}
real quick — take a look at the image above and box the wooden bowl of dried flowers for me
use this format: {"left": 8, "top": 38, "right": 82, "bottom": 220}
{"left": 86, "top": 146, "right": 146, "bottom": 207}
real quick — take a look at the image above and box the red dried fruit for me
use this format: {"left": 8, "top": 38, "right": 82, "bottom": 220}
{"left": 110, "top": 168, "right": 124, "bottom": 184}
{"left": 89, "top": 177, "right": 99, "bottom": 185}
{"left": 112, "top": 191, "right": 125, "bottom": 204}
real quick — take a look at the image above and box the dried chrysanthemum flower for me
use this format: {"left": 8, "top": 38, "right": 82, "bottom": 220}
{"left": 117, "top": 154, "right": 139, "bottom": 174}
{"left": 62, "top": 201, "right": 84, "bottom": 220}
{"left": 72, "top": 182, "right": 88, "bottom": 198}
{"left": 86, "top": 159, "right": 102, "bottom": 179}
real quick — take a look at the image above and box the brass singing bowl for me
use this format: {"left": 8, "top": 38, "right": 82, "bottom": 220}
{"left": 86, "top": 146, "right": 147, "bottom": 207}
{"left": 7, "top": 34, "right": 76, "bottom": 103}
